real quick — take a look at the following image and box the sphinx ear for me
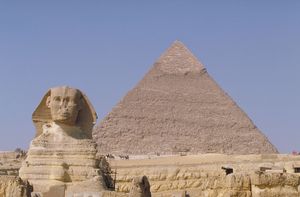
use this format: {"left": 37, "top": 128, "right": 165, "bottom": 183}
{"left": 78, "top": 96, "right": 84, "bottom": 111}
{"left": 46, "top": 96, "right": 51, "bottom": 108}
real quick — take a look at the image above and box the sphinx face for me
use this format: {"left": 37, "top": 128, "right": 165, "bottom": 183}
{"left": 46, "top": 87, "right": 82, "bottom": 125}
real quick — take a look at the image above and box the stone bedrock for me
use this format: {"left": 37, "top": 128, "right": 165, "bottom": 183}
{"left": 2, "top": 152, "right": 300, "bottom": 196}
{"left": 109, "top": 154, "right": 300, "bottom": 197}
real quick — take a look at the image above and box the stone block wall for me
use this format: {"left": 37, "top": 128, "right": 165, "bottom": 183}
{"left": 114, "top": 168, "right": 300, "bottom": 196}
{"left": 109, "top": 154, "right": 300, "bottom": 196}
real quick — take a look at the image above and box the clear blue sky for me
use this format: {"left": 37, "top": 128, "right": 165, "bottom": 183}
{"left": 0, "top": 1, "right": 299, "bottom": 153}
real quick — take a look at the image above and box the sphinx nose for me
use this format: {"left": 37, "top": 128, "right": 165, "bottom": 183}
{"left": 59, "top": 100, "right": 68, "bottom": 109}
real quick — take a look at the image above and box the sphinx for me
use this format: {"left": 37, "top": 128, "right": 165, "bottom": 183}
{"left": 19, "top": 86, "right": 106, "bottom": 197}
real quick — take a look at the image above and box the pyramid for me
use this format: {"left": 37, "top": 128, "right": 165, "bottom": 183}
{"left": 93, "top": 41, "right": 278, "bottom": 155}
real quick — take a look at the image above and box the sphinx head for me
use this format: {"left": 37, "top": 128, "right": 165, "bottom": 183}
{"left": 32, "top": 86, "right": 97, "bottom": 138}
{"left": 46, "top": 87, "right": 82, "bottom": 125}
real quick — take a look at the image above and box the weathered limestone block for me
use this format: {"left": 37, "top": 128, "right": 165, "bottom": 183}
{"left": 251, "top": 172, "right": 300, "bottom": 197}
{"left": 223, "top": 174, "right": 251, "bottom": 190}
{"left": 251, "top": 172, "right": 300, "bottom": 187}
{"left": 101, "top": 191, "right": 128, "bottom": 197}
{"left": 66, "top": 192, "right": 101, "bottom": 197}
{"left": 114, "top": 165, "right": 252, "bottom": 196}
{"left": 19, "top": 86, "right": 107, "bottom": 196}
{"left": 153, "top": 188, "right": 251, "bottom": 197}
{"left": 31, "top": 192, "right": 42, "bottom": 197}
{"left": 0, "top": 176, "right": 31, "bottom": 197}
{"left": 30, "top": 184, "right": 65, "bottom": 197}
{"left": 129, "top": 176, "right": 151, "bottom": 197}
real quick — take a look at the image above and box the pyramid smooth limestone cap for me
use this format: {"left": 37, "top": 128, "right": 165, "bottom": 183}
{"left": 155, "top": 40, "right": 205, "bottom": 74}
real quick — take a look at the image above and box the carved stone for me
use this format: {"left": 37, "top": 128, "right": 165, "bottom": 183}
{"left": 19, "top": 86, "right": 106, "bottom": 196}
{"left": 129, "top": 176, "right": 151, "bottom": 197}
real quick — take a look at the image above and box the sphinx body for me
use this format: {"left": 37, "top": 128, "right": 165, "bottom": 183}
{"left": 19, "top": 86, "right": 106, "bottom": 196}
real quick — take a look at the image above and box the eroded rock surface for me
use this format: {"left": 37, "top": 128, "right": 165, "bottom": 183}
{"left": 19, "top": 86, "right": 106, "bottom": 196}
{"left": 129, "top": 176, "right": 151, "bottom": 197}
{"left": 0, "top": 176, "right": 31, "bottom": 197}
{"left": 251, "top": 172, "right": 300, "bottom": 197}
{"left": 109, "top": 154, "right": 300, "bottom": 196}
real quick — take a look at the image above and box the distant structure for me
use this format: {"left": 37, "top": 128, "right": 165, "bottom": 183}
{"left": 93, "top": 41, "right": 278, "bottom": 155}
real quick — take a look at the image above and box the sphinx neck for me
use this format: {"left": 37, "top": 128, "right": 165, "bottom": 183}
{"left": 52, "top": 122, "right": 79, "bottom": 131}
{"left": 50, "top": 122, "right": 88, "bottom": 139}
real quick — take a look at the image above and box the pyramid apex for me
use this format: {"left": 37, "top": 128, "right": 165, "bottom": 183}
{"left": 172, "top": 40, "right": 185, "bottom": 46}
{"left": 155, "top": 41, "right": 205, "bottom": 74}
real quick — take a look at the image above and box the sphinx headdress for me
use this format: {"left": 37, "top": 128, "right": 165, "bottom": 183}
{"left": 32, "top": 86, "right": 97, "bottom": 139}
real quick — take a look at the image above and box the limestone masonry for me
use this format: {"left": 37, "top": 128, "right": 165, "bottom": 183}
{"left": 94, "top": 41, "right": 278, "bottom": 155}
